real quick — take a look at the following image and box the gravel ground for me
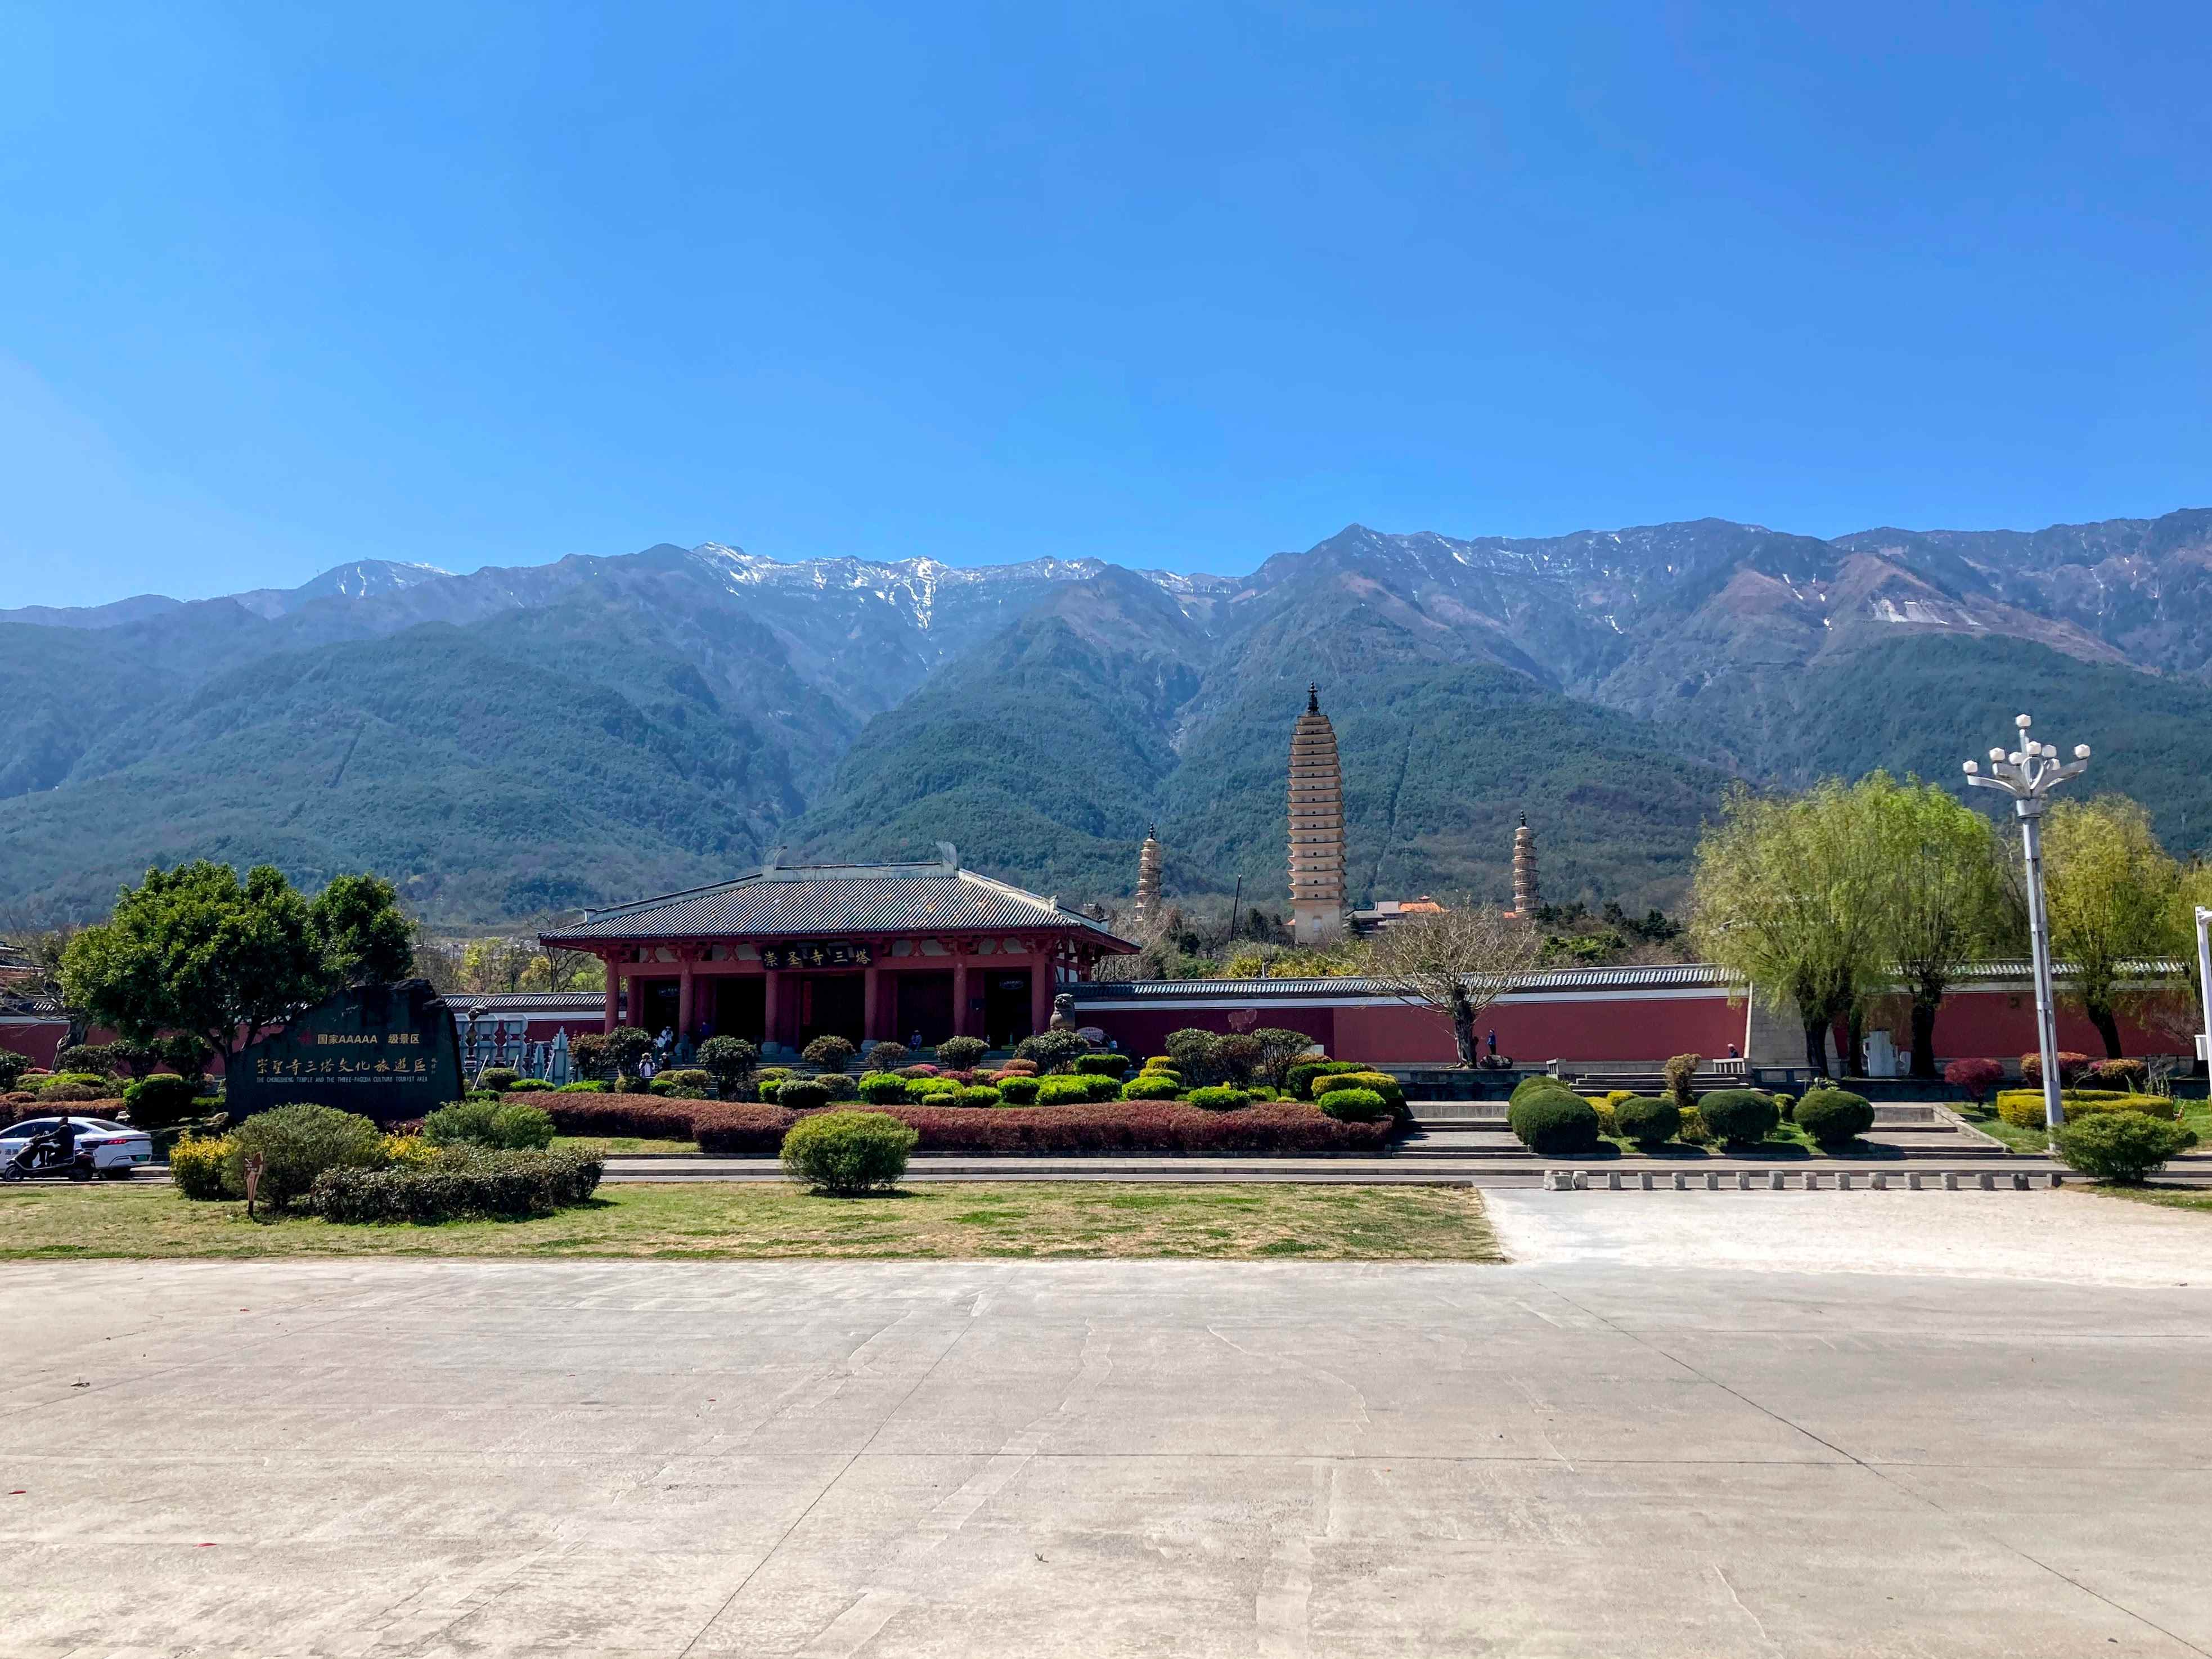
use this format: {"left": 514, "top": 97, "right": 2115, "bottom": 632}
{"left": 1483, "top": 1186, "right": 2210, "bottom": 1287}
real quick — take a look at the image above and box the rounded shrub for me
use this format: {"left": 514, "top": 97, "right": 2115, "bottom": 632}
{"left": 649, "top": 1068, "right": 712, "bottom": 1099}
{"left": 1186, "top": 1086, "right": 1253, "bottom": 1112}
{"left": 1996, "top": 1090, "right": 2178, "bottom": 1129}
{"left": 780, "top": 1109, "right": 918, "bottom": 1194}
{"left": 2087, "top": 1057, "right": 2148, "bottom": 1091}
{"left": 1613, "top": 1094, "right": 1681, "bottom": 1147}
{"left": 817, "top": 1074, "right": 859, "bottom": 1102}
{"left": 1034, "top": 1076, "right": 1095, "bottom": 1107}
{"left": 934, "top": 1036, "right": 987, "bottom": 1072}
{"left": 2057, "top": 1111, "right": 2198, "bottom": 1183}
{"left": 556, "top": 1079, "right": 608, "bottom": 1093}
{"left": 1696, "top": 1089, "right": 1781, "bottom": 1145}
{"left": 997, "top": 1076, "right": 1041, "bottom": 1105}
{"left": 775, "top": 1079, "right": 830, "bottom": 1112}
{"left": 122, "top": 1074, "right": 202, "bottom": 1131}
{"left": 1509, "top": 1073, "right": 1575, "bottom": 1108}
{"left": 1506, "top": 1090, "right": 1601, "bottom": 1155}
{"left": 908, "top": 1076, "right": 961, "bottom": 1100}
{"left": 696, "top": 1036, "right": 759, "bottom": 1096}
{"left": 1014, "top": 1031, "right": 1087, "bottom": 1073}
{"left": 858, "top": 1073, "right": 911, "bottom": 1105}
{"left": 506, "top": 1077, "right": 551, "bottom": 1093}
{"left": 801, "top": 1035, "right": 857, "bottom": 1074}
{"left": 226, "top": 1104, "right": 387, "bottom": 1210}
{"left": 1316, "top": 1087, "right": 1390, "bottom": 1123}
{"left": 862, "top": 1041, "right": 910, "bottom": 1073}
{"left": 1943, "top": 1058, "right": 2005, "bottom": 1101}
{"left": 1076, "top": 1053, "right": 1131, "bottom": 1078}
{"left": 1121, "top": 1074, "right": 1181, "bottom": 1101}
{"left": 954, "top": 1086, "right": 1000, "bottom": 1108}
{"left": 1795, "top": 1088, "right": 1874, "bottom": 1147}
{"left": 169, "top": 1132, "right": 239, "bottom": 1200}
{"left": 424, "top": 1099, "right": 556, "bottom": 1151}
{"left": 997, "top": 1059, "right": 1040, "bottom": 1076}
{"left": 477, "top": 1068, "right": 520, "bottom": 1094}
{"left": 1288, "top": 1059, "right": 1359, "bottom": 1100}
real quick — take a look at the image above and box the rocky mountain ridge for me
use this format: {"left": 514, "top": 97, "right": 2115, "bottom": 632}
{"left": 3, "top": 509, "right": 2207, "bottom": 923}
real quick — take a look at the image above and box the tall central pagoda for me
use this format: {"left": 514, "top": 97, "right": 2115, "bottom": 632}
{"left": 1287, "top": 685, "right": 1346, "bottom": 943}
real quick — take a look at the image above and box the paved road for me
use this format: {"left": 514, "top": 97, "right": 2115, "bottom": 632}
{"left": 7, "top": 1207, "right": 2211, "bottom": 1656}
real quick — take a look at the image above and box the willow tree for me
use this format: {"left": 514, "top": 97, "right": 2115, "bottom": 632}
{"left": 2039, "top": 796, "right": 2183, "bottom": 1057}
{"left": 1856, "top": 774, "right": 2013, "bottom": 1078}
{"left": 1366, "top": 905, "right": 1541, "bottom": 1067}
{"left": 1690, "top": 781, "right": 1887, "bottom": 1077}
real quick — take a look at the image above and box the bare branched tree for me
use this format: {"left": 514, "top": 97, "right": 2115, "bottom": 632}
{"left": 1365, "top": 905, "right": 1541, "bottom": 1067}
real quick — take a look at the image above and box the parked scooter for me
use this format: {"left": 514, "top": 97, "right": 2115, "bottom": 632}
{"left": 2, "top": 1123, "right": 97, "bottom": 1183}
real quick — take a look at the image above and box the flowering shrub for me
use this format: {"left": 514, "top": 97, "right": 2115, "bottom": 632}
{"left": 1943, "top": 1058, "right": 2005, "bottom": 1101}
{"left": 2020, "top": 1051, "right": 2093, "bottom": 1088}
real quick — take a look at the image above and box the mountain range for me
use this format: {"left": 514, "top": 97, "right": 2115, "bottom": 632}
{"left": 4, "top": 508, "right": 2209, "bottom": 925}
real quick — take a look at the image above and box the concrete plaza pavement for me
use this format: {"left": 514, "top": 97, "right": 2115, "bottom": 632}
{"left": 5, "top": 1196, "right": 2211, "bottom": 1656}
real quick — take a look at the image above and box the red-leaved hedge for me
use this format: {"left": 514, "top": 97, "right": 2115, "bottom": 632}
{"left": 545, "top": 1095, "right": 717, "bottom": 1140}
{"left": 548, "top": 1092, "right": 1395, "bottom": 1155}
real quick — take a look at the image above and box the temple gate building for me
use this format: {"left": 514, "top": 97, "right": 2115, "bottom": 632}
{"left": 1288, "top": 685, "right": 1347, "bottom": 943}
{"left": 538, "top": 846, "right": 1135, "bottom": 1054}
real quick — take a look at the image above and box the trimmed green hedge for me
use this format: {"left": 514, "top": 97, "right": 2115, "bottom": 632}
{"left": 310, "top": 1148, "right": 604, "bottom": 1222}
{"left": 1288, "top": 1060, "right": 1361, "bottom": 1100}
{"left": 1613, "top": 1095, "right": 1680, "bottom": 1147}
{"left": 1186, "top": 1086, "right": 1253, "bottom": 1112}
{"left": 1316, "top": 1087, "right": 1390, "bottom": 1123}
{"left": 1507, "top": 1090, "right": 1601, "bottom": 1155}
{"left": 2056, "top": 1111, "right": 2198, "bottom": 1183}
{"left": 1795, "top": 1089, "right": 1874, "bottom": 1147}
{"left": 424, "top": 1099, "right": 556, "bottom": 1150}
{"left": 1076, "top": 1054, "right": 1132, "bottom": 1078}
{"left": 1697, "top": 1090, "right": 1779, "bottom": 1146}
{"left": 781, "top": 1110, "right": 917, "bottom": 1194}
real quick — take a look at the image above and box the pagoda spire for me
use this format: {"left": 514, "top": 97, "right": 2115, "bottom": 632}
{"left": 1136, "top": 824, "right": 1163, "bottom": 926}
{"left": 1288, "top": 689, "right": 1345, "bottom": 943}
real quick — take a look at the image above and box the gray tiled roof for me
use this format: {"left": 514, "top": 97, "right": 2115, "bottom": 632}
{"left": 541, "top": 860, "right": 1136, "bottom": 949}
{"left": 1071, "top": 963, "right": 1745, "bottom": 1000}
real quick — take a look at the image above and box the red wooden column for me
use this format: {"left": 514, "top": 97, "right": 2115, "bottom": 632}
{"left": 1029, "top": 941, "right": 1051, "bottom": 1037}
{"left": 677, "top": 948, "right": 697, "bottom": 1041}
{"left": 862, "top": 964, "right": 882, "bottom": 1042}
{"left": 951, "top": 949, "right": 970, "bottom": 1040}
{"left": 762, "top": 968, "right": 781, "bottom": 1053}
{"left": 601, "top": 954, "right": 619, "bottom": 1033}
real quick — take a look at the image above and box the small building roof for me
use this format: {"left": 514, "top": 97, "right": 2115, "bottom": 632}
{"left": 539, "top": 848, "right": 1138, "bottom": 951}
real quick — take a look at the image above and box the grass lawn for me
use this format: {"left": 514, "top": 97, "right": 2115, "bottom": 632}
{"left": 2083, "top": 1184, "right": 2212, "bottom": 1215}
{"left": 551, "top": 1134, "right": 698, "bottom": 1157}
{"left": 1957, "top": 1099, "right": 2212, "bottom": 1157}
{"left": 0, "top": 1181, "right": 1502, "bottom": 1262}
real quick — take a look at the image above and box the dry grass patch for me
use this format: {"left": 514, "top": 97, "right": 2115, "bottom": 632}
{"left": 0, "top": 1181, "right": 1501, "bottom": 1262}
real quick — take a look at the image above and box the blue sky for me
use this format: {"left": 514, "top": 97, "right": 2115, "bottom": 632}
{"left": 3, "top": 2, "right": 2206, "bottom": 607}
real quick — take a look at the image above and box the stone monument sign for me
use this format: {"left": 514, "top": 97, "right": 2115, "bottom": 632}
{"left": 226, "top": 979, "right": 464, "bottom": 1123}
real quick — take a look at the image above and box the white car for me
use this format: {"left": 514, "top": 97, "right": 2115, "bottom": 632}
{"left": 0, "top": 1116, "right": 156, "bottom": 1179}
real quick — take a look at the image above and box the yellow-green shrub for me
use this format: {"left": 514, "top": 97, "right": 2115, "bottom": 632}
{"left": 1995, "top": 1090, "right": 2176, "bottom": 1129}
{"left": 380, "top": 1134, "right": 444, "bottom": 1171}
{"left": 170, "top": 1133, "right": 239, "bottom": 1200}
{"left": 1584, "top": 1096, "right": 1620, "bottom": 1137}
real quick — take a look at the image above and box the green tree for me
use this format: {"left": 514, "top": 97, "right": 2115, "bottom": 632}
{"left": 1856, "top": 775, "right": 2013, "bottom": 1078}
{"left": 308, "top": 873, "right": 415, "bottom": 987}
{"left": 1691, "top": 781, "right": 1885, "bottom": 1077}
{"left": 2040, "top": 797, "right": 2183, "bottom": 1058}
{"left": 61, "top": 862, "right": 333, "bottom": 1073}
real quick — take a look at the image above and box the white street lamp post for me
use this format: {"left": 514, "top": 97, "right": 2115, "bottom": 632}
{"left": 2195, "top": 905, "right": 2211, "bottom": 1074}
{"left": 1964, "top": 714, "right": 2088, "bottom": 1150}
